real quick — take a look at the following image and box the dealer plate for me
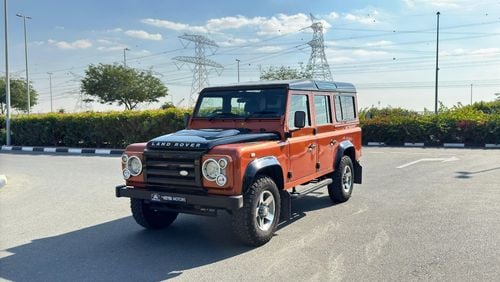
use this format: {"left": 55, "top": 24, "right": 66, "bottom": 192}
{"left": 151, "top": 193, "right": 186, "bottom": 203}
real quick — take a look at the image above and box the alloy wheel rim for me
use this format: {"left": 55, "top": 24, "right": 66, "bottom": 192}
{"left": 255, "top": 191, "right": 275, "bottom": 231}
{"left": 342, "top": 166, "right": 352, "bottom": 192}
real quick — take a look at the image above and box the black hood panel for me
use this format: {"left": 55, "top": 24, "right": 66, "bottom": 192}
{"left": 147, "top": 129, "right": 279, "bottom": 151}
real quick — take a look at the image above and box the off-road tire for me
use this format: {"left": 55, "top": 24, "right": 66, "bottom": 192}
{"left": 232, "top": 175, "right": 281, "bottom": 246}
{"left": 328, "top": 156, "right": 354, "bottom": 203}
{"left": 131, "top": 199, "right": 178, "bottom": 229}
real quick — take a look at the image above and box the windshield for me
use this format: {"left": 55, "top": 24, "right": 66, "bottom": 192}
{"left": 193, "top": 88, "right": 287, "bottom": 119}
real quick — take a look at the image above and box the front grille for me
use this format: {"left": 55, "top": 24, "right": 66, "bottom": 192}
{"left": 144, "top": 150, "right": 203, "bottom": 191}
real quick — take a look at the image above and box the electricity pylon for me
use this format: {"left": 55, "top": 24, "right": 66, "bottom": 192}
{"left": 307, "top": 13, "right": 333, "bottom": 81}
{"left": 173, "top": 34, "right": 223, "bottom": 107}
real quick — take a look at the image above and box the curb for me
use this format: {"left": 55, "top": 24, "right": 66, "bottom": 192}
{"left": 0, "top": 175, "right": 6, "bottom": 188}
{"left": 1, "top": 146, "right": 124, "bottom": 155}
{"left": 365, "top": 142, "right": 500, "bottom": 149}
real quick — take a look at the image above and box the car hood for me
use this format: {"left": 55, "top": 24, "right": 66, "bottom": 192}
{"left": 147, "top": 129, "right": 280, "bottom": 151}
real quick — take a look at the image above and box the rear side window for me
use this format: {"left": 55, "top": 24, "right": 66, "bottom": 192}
{"left": 314, "top": 95, "right": 331, "bottom": 125}
{"left": 288, "top": 95, "right": 310, "bottom": 129}
{"left": 334, "top": 95, "right": 356, "bottom": 121}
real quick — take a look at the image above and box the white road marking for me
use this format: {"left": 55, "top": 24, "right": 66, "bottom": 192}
{"left": 397, "top": 156, "right": 459, "bottom": 169}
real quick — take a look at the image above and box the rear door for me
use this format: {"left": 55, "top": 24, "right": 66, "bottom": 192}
{"left": 313, "top": 94, "right": 337, "bottom": 174}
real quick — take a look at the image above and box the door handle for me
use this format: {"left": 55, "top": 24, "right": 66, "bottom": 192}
{"left": 308, "top": 144, "right": 317, "bottom": 152}
{"left": 329, "top": 139, "right": 337, "bottom": 146}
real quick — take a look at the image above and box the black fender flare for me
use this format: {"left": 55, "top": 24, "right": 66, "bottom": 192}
{"left": 242, "top": 156, "right": 284, "bottom": 193}
{"left": 334, "top": 140, "right": 362, "bottom": 184}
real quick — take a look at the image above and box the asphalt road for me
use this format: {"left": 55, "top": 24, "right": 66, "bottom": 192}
{"left": 1, "top": 148, "right": 499, "bottom": 281}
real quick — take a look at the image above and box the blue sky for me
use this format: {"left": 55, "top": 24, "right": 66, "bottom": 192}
{"left": 1, "top": 0, "right": 500, "bottom": 112}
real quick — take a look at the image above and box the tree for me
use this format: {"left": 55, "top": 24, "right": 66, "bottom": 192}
{"left": 81, "top": 64, "right": 168, "bottom": 110}
{"left": 0, "top": 78, "right": 38, "bottom": 114}
{"left": 260, "top": 65, "right": 312, "bottom": 81}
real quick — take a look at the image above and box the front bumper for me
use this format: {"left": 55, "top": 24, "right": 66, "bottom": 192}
{"left": 115, "top": 185, "right": 243, "bottom": 211}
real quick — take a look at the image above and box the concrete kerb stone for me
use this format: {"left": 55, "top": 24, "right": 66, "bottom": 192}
{"left": 1, "top": 145, "right": 124, "bottom": 156}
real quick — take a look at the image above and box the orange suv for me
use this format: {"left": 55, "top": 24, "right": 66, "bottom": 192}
{"left": 116, "top": 80, "right": 362, "bottom": 246}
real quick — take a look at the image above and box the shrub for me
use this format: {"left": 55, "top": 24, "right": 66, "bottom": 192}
{"left": 4, "top": 108, "right": 189, "bottom": 148}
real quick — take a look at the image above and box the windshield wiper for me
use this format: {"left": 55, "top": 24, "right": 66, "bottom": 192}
{"left": 208, "top": 113, "right": 239, "bottom": 121}
{"left": 244, "top": 111, "right": 279, "bottom": 121}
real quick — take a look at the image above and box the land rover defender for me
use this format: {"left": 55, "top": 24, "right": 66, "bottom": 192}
{"left": 116, "top": 79, "right": 362, "bottom": 246}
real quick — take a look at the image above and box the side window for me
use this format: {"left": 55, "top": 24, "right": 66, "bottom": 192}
{"left": 314, "top": 95, "right": 331, "bottom": 125}
{"left": 334, "top": 96, "right": 342, "bottom": 121}
{"left": 341, "top": 96, "right": 356, "bottom": 120}
{"left": 333, "top": 95, "right": 356, "bottom": 121}
{"left": 288, "top": 95, "right": 310, "bottom": 129}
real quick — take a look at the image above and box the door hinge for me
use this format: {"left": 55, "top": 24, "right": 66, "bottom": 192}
{"left": 316, "top": 162, "right": 321, "bottom": 170}
{"left": 287, "top": 172, "right": 293, "bottom": 179}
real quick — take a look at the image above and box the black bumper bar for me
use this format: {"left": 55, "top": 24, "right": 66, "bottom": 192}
{"left": 115, "top": 185, "right": 243, "bottom": 211}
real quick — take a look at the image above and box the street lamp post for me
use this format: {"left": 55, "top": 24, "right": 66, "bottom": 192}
{"left": 16, "top": 13, "right": 32, "bottom": 115}
{"left": 48, "top": 72, "right": 53, "bottom": 112}
{"left": 236, "top": 59, "right": 240, "bottom": 83}
{"left": 4, "top": 0, "right": 11, "bottom": 145}
{"left": 434, "top": 11, "right": 440, "bottom": 114}
{"left": 123, "top": 48, "right": 130, "bottom": 67}
{"left": 470, "top": 83, "right": 473, "bottom": 105}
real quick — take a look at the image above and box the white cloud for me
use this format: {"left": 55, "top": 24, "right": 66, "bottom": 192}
{"left": 48, "top": 39, "right": 92, "bottom": 50}
{"left": 352, "top": 50, "right": 388, "bottom": 56}
{"left": 442, "top": 48, "right": 500, "bottom": 57}
{"left": 256, "top": 46, "right": 284, "bottom": 53}
{"left": 366, "top": 40, "right": 394, "bottom": 47}
{"left": 403, "top": 0, "right": 463, "bottom": 8}
{"left": 142, "top": 12, "right": 322, "bottom": 36}
{"left": 327, "top": 12, "right": 340, "bottom": 20}
{"left": 124, "top": 30, "right": 163, "bottom": 41}
{"left": 206, "top": 15, "right": 265, "bottom": 31}
{"left": 344, "top": 10, "right": 380, "bottom": 25}
{"left": 141, "top": 18, "right": 208, "bottom": 33}
{"left": 219, "top": 37, "right": 260, "bottom": 47}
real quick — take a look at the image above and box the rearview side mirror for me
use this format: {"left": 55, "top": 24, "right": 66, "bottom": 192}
{"left": 294, "top": 111, "right": 306, "bottom": 129}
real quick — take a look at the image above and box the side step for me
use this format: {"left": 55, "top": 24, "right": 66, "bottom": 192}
{"left": 290, "top": 178, "right": 332, "bottom": 199}
{"left": 279, "top": 178, "right": 332, "bottom": 222}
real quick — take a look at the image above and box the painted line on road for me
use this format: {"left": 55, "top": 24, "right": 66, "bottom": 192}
{"left": 397, "top": 156, "right": 459, "bottom": 168}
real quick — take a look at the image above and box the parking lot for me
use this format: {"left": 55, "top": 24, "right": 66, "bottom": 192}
{"left": 1, "top": 147, "right": 499, "bottom": 281}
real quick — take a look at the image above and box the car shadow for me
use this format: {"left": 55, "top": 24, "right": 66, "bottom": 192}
{"left": 0, "top": 191, "right": 339, "bottom": 281}
{"left": 0, "top": 215, "right": 251, "bottom": 281}
{"left": 455, "top": 167, "right": 500, "bottom": 179}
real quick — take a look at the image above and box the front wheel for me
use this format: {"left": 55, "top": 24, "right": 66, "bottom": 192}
{"left": 328, "top": 156, "right": 354, "bottom": 203}
{"left": 131, "top": 199, "right": 178, "bottom": 229}
{"left": 232, "top": 175, "right": 281, "bottom": 246}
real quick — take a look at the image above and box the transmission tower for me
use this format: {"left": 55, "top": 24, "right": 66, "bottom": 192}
{"left": 173, "top": 34, "right": 223, "bottom": 107}
{"left": 69, "top": 72, "right": 93, "bottom": 112}
{"left": 306, "top": 14, "right": 333, "bottom": 81}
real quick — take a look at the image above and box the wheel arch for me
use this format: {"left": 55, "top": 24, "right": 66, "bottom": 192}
{"left": 242, "top": 156, "right": 284, "bottom": 193}
{"left": 334, "top": 140, "right": 362, "bottom": 184}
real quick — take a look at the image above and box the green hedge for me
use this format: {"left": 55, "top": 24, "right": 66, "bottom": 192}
{"left": 1, "top": 103, "right": 499, "bottom": 148}
{"left": 0, "top": 108, "right": 188, "bottom": 148}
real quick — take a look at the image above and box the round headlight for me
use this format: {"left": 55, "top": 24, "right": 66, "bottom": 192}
{"left": 202, "top": 159, "right": 220, "bottom": 181}
{"left": 218, "top": 158, "right": 228, "bottom": 169}
{"left": 121, "top": 154, "right": 128, "bottom": 163}
{"left": 216, "top": 174, "right": 227, "bottom": 186}
{"left": 123, "top": 169, "right": 131, "bottom": 179}
{"left": 127, "top": 156, "right": 143, "bottom": 176}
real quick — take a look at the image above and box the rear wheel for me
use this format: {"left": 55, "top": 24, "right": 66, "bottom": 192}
{"left": 232, "top": 175, "right": 281, "bottom": 246}
{"left": 131, "top": 199, "right": 178, "bottom": 229}
{"left": 328, "top": 156, "right": 354, "bottom": 203}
